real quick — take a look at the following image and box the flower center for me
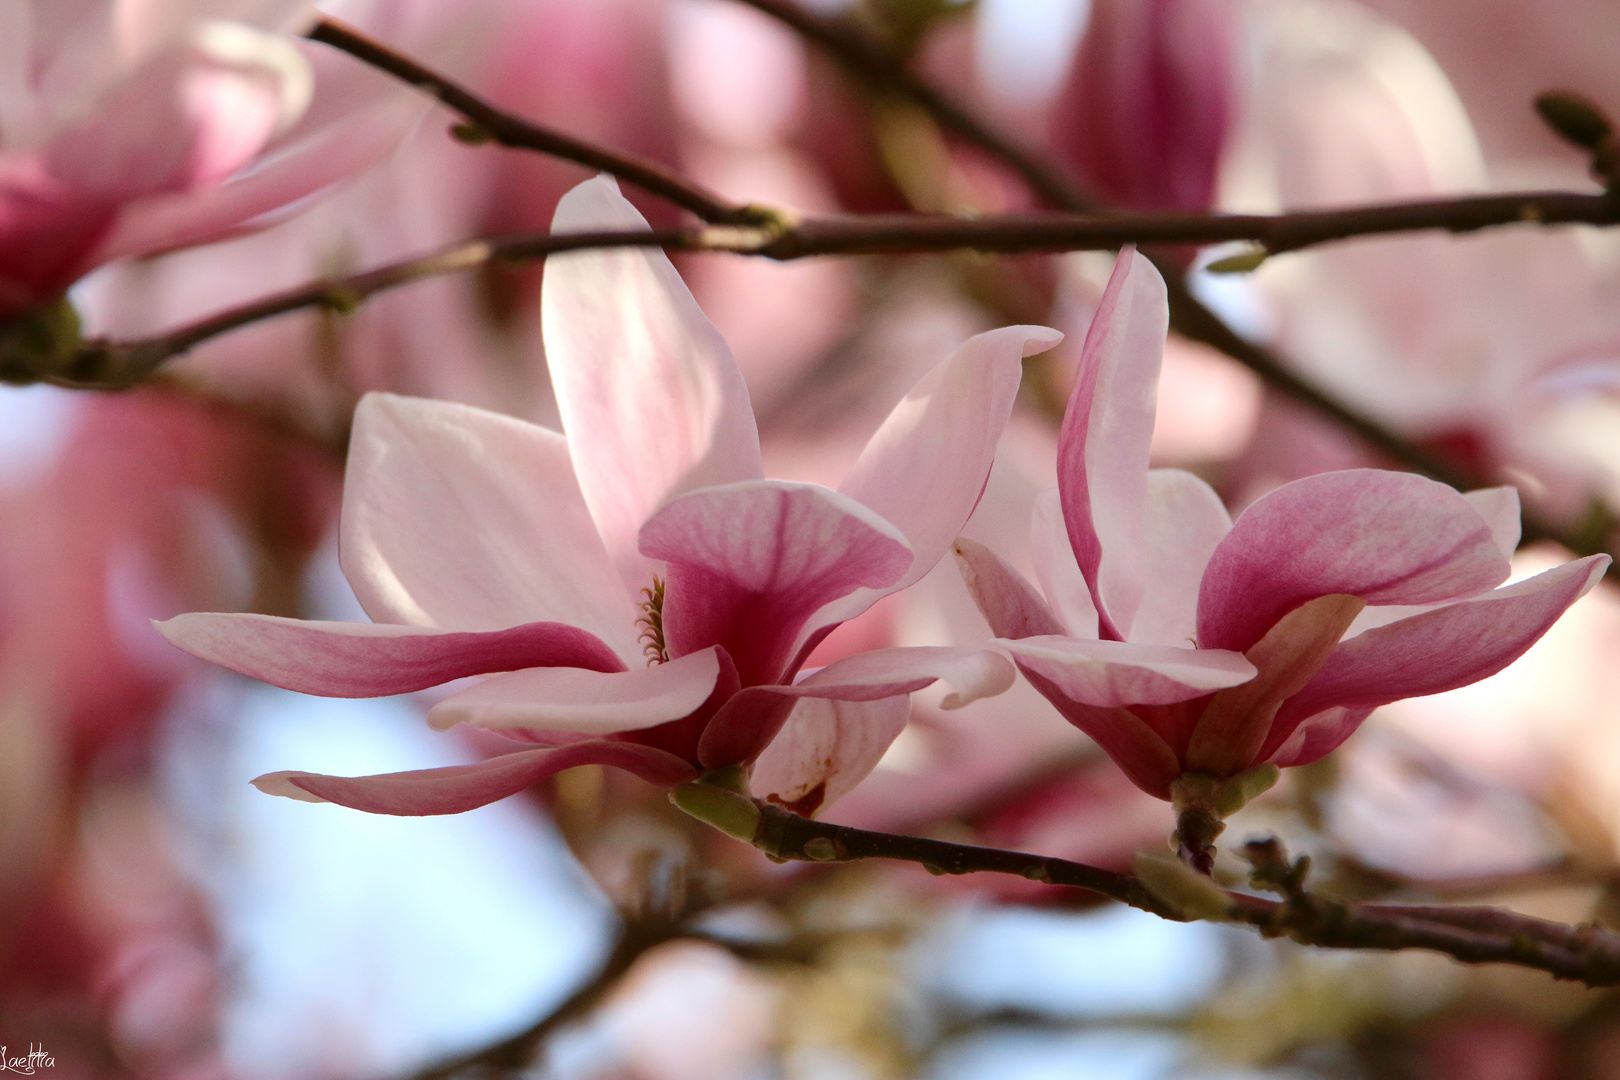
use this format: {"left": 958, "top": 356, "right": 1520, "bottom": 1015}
{"left": 636, "top": 574, "right": 669, "bottom": 666}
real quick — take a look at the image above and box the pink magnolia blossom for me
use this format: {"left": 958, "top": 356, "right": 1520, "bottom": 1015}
{"left": 157, "top": 176, "right": 1058, "bottom": 817}
{"left": 1047, "top": 0, "right": 1237, "bottom": 211}
{"left": 0, "top": 1, "right": 414, "bottom": 319}
{"left": 955, "top": 248, "right": 1609, "bottom": 801}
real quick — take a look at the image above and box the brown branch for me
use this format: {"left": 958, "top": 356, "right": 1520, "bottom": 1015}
{"left": 749, "top": 803, "right": 1620, "bottom": 986}
{"left": 306, "top": 17, "right": 753, "bottom": 226}
{"left": 31, "top": 191, "right": 1620, "bottom": 390}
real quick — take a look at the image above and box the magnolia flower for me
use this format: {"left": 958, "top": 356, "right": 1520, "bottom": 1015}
{"left": 158, "top": 176, "right": 1057, "bottom": 817}
{"left": 0, "top": 1, "right": 414, "bottom": 321}
{"left": 955, "top": 249, "right": 1609, "bottom": 803}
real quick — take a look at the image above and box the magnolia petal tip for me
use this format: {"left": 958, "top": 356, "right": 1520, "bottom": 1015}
{"left": 250, "top": 771, "right": 329, "bottom": 803}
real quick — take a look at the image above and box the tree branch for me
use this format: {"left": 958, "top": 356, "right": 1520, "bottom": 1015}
{"left": 749, "top": 803, "right": 1620, "bottom": 986}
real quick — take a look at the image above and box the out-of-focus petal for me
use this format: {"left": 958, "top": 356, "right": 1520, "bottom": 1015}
{"left": 543, "top": 176, "right": 763, "bottom": 591}
{"left": 1198, "top": 469, "right": 1509, "bottom": 652}
{"left": 426, "top": 646, "right": 724, "bottom": 736}
{"left": 836, "top": 324, "right": 1062, "bottom": 598}
{"left": 953, "top": 537, "right": 1066, "bottom": 640}
{"left": 1262, "top": 555, "right": 1610, "bottom": 760}
{"left": 1183, "top": 593, "right": 1364, "bottom": 775}
{"left": 1058, "top": 249, "right": 1166, "bottom": 639}
{"left": 695, "top": 645, "right": 1013, "bottom": 767}
{"left": 251, "top": 741, "right": 698, "bottom": 815}
{"left": 750, "top": 696, "right": 910, "bottom": 817}
{"left": 1127, "top": 468, "right": 1231, "bottom": 646}
{"left": 642, "top": 481, "right": 912, "bottom": 686}
{"left": 340, "top": 394, "right": 637, "bottom": 656}
{"left": 1030, "top": 487, "right": 1098, "bottom": 637}
{"left": 156, "top": 613, "right": 625, "bottom": 697}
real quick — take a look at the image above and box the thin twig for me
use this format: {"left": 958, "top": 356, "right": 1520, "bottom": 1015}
{"left": 307, "top": 17, "right": 753, "bottom": 225}
{"left": 38, "top": 192, "right": 1620, "bottom": 391}
{"left": 750, "top": 804, "right": 1620, "bottom": 986}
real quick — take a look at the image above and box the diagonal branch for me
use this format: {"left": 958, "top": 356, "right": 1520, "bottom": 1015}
{"left": 747, "top": 802, "right": 1620, "bottom": 986}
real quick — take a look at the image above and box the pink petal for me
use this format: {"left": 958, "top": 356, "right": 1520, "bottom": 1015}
{"left": 340, "top": 394, "right": 637, "bottom": 657}
{"left": 1030, "top": 487, "right": 1098, "bottom": 637}
{"left": 696, "top": 645, "right": 1014, "bottom": 767}
{"left": 1262, "top": 554, "right": 1609, "bottom": 759}
{"left": 426, "top": 646, "right": 724, "bottom": 736}
{"left": 1127, "top": 468, "right": 1231, "bottom": 646}
{"left": 641, "top": 481, "right": 912, "bottom": 687}
{"left": 1267, "top": 706, "right": 1374, "bottom": 769}
{"left": 953, "top": 537, "right": 1066, "bottom": 640}
{"left": 252, "top": 741, "right": 698, "bottom": 816}
{"left": 542, "top": 176, "right": 763, "bottom": 592}
{"left": 155, "top": 612, "right": 625, "bottom": 697}
{"left": 1058, "top": 249, "right": 1167, "bottom": 640}
{"left": 750, "top": 696, "right": 911, "bottom": 817}
{"left": 1001, "top": 635, "right": 1255, "bottom": 708}
{"left": 1183, "top": 593, "right": 1365, "bottom": 776}
{"left": 1197, "top": 469, "right": 1510, "bottom": 652}
{"left": 1463, "top": 486, "right": 1522, "bottom": 559}
{"left": 833, "top": 324, "right": 1063, "bottom": 607}
{"left": 1016, "top": 667, "right": 1183, "bottom": 798}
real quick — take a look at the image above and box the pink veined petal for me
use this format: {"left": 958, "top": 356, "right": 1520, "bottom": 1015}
{"left": 340, "top": 394, "right": 637, "bottom": 658}
{"left": 1016, "top": 666, "right": 1183, "bottom": 799}
{"left": 1267, "top": 706, "right": 1374, "bottom": 770}
{"left": 543, "top": 175, "right": 763, "bottom": 592}
{"left": 1001, "top": 635, "right": 1255, "bottom": 708}
{"left": 1030, "top": 487, "right": 1098, "bottom": 637}
{"left": 832, "top": 324, "right": 1062, "bottom": 608}
{"left": 641, "top": 480, "right": 913, "bottom": 687}
{"left": 695, "top": 645, "right": 1014, "bottom": 768}
{"left": 1198, "top": 469, "right": 1511, "bottom": 653}
{"left": 1462, "top": 486, "right": 1522, "bottom": 560}
{"left": 1260, "top": 554, "right": 1609, "bottom": 760}
{"left": 750, "top": 696, "right": 911, "bottom": 817}
{"left": 1058, "top": 248, "right": 1167, "bottom": 640}
{"left": 426, "top": 646, "right": 724, "bottom": 736}
{"left": 155, "top": 612, "right": 626, "bottom": 697}
{"left": 251, "top": 741, "right": 698, "bottom": 816}
{"left": 953, "top": 537, "right": 1067, "bottom": 640}
{"left": 1127, "top": 468, "right": 1231, "bottom": 646}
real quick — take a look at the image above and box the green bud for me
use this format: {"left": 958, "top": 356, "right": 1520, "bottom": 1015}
{"left": 1535, "top": 91, "right": 1613, "bottom": 149}
{"left": 449, "top": 122, "right": 495, "bottom": 145}
{"left": 1204, "top": 248, "right": 1269, "bottom": 275}
{"left": 1214, "top": 763, "right": 1281, "bottom": 817}
{"left": 0, "top": 298, "right": 83, "bottom": 384}
{"left": 669, "top": 781, "right": 761, "bottom": 842}
{"left": 1134, "top": 851, "right": 1234, "bottom": 921}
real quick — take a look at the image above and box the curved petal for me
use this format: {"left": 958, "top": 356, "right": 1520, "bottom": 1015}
{"left": 427, "top": 646, "right": 724, "bottom": 736}
{"left": 1058, "top": 248, "right": 1166, "bottom": 640}
{"left": 156, "top": 612, "right": 626, "bottom": 697}
{"left": 642, "top": 481, "right": 912, "bottom": 687}
{"left": 341, "top": 394, "right": 636, "bottom": 657}
{"left": 750, "top": 696, "right": 911, "bottom": 817}
{"left": 695, "top": 646, "right": 1013, "bottom": 767}
{"left": 1198, "top": 469, "right": 1509, "bottom": 652}
{"left": 1001, "top": 635, "right": 1255, "bottom": 708}
{"left": 836, "top": 324, "right": 1062, "bottom": 600}
{"left": 543, "top": 176, "right": 763, "bottom": 591}
{"left": 252, "top": 741, "right": 698, "bottom": 816}
{"left": 1261, "top": 554, "right": 1609, "bottom": 758}
{"left": 1268, "top": 706, "right": 1374, "bottom": 769}
{"left": 1128, "top": 469, "right": 1231, "bottom": 646}
{"left": 1030, "top": 487, "right": 1098, "bottom": 637}
{"left": 1463, "top": 486, "right": 1522, "bottom": 559}
{"left": 1017, "top": 666, "right": 1183, "bottom": 799}
{"left": 953, "top": 537, "right": 1066, "bottom": 640}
